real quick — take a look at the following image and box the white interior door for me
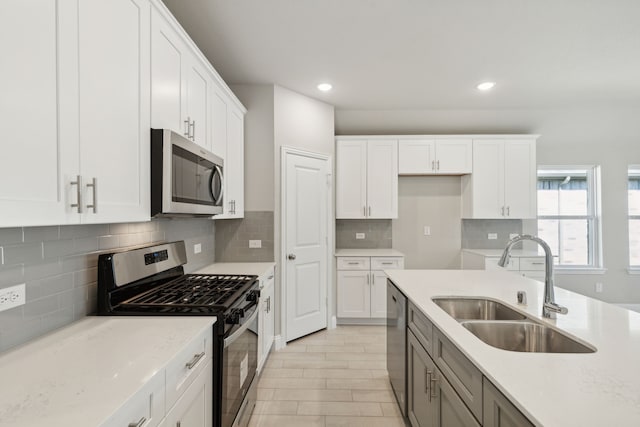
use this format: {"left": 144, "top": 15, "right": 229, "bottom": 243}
{"left": 284, "top": 150, "right": 329, "bottom": 342}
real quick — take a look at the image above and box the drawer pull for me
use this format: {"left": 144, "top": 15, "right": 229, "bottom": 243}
{"left": 530, "top": 262, "right": 545, "bottom": 265}
{"left": 128, "top": 417, "right": 146, "bottom": 427}
{"left": 267, "top": 275, "right": 274, "bottom": 279}
{"left": 381, "top": 262, "right": 394, "bottom": 265}
{"left": 185, "top": 351, "right": 205, "bottom": 370}
{"left": 430, "top": 374, "right": 438, "bottom": 399}
{"left": 347, "top": 262, "right": 360, "bottom": 265}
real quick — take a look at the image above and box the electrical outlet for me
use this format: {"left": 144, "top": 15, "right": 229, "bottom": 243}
{"left": 595, "top": 282, "right": 604, "bottom": 293}
{"left": 249, "top": 240, "right": 262, "bottom": 248}
{"left": 424, "top": 226, "right": 431, "bottom": 236}
{"left": 488, "top": 233, "right": 498, "bottom": 240}
{"left": 355, "top": 233, "right": 365, "bottom": 240}
{"left": 193, "top": 243, "right": 202, "bottom": 254}
{"left": 0, "top": 283, "right": 26, "bottom": 313}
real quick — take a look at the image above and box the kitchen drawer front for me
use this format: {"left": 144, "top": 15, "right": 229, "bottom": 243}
{"left": 485, "top": 257, "right": 519, "bottom": 271}
{"left": 408, "top": 302, "right": 434, "bottom": 356}
{"left": 519, "top": 257, "right": 545, "bottom": 271}
{"left": 371, "top": 257, "right": 404, "bottom": 270}
{"left": 166, "top": 327, "right": 213, "bottom": 411}
{"left": 433, "top": 328, "right": 483, "bottom": 421}
{"left": 102, "top": 371, "right": 165, "bottom": 427}
{"left": 483, "top": 378, "right": 534, "bottom": 427}
{"left": 337, "top": 257, "right": 370, "bottom": 270}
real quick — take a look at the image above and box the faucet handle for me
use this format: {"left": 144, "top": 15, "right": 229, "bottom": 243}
{"left": 544, "top": 301, "right": 568, "bottom": 315}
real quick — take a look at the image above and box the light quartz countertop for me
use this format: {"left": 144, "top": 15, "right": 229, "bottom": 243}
{"left": 0, "top": 316, "right": 215, "bottom": 427}
{"left": 385, "top": 269, "right": 640, "bottom": 427}
{"left": 335, "top": 248, "right": 404, "bottom": 257}
{"left": 462, "top": 248, "right": 542, "bottom": 257}
{"left": 194, "top": 262, "right": 275, "bottom": 278}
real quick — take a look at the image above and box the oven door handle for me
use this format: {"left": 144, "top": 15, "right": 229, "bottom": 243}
{"left": 224, "top": 307, "right": 259, "bottom": 348}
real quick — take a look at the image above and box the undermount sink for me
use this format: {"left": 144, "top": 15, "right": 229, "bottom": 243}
{"left": 432, "top": 297, "right": 527, "bottom": 321}
{"left": 461, "top": 321, "right": 596, "bottom": 353}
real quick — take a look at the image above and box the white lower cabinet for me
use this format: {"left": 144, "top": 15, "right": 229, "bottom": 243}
{"left": 462, "top": 251, "right": 545, "bottom": 283}
{"left": 336, "top": 256, "right": 404, "bottom": 320}
{"left": 258, "top": 267, "right": 276, "bottom": 371}
{"left": 161, "top": 361, "right": 213, "bottom": 427}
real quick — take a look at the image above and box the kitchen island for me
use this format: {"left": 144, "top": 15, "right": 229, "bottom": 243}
{"left": 386, "top": 269, "right": 640, "bottom": 427}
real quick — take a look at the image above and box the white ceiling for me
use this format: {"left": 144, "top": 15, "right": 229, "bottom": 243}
{"left": 163, "top": 0, "right": 640, "bottom": 110}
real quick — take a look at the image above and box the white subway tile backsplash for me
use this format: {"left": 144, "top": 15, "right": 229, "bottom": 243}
{"left": 0, "top": 218, "right": 216, "bottom": 353}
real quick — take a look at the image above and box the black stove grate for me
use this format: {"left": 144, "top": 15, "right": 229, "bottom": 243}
{"left": 118, "top": 274, "right": 257, "bottom": 311}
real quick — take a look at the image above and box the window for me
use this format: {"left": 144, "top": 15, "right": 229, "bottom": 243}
{"left": 629, "top": 166, "right": 640, "bottom": 268}
{"left": 537, "top": 166, "right": 601, "bottom": 268}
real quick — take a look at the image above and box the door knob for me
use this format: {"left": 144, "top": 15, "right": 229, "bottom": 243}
{"left": 288, "top": 254, "right": 296, "bottom": 260}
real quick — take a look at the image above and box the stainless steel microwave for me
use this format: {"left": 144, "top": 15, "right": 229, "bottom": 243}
{"left": 151, "top": 129, "right": 223, "bottom": 217}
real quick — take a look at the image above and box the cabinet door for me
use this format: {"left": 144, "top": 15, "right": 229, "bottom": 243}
{"left": 399, "top": 140, "right": 435, "bottom": 174}
{"left": 78, "top": 0, "right": 150, "bottom": 224}
{"left": 469, "top": 140, "right": 505, "bottom": 218}
{"left": 483, "top": 379, "right": 534, "bottom": 427}
{"left": 435, "top": 139, "right": 472, "bottom": 174}
{"left": 435, "top": 368, "right": 481, "bottom": 427}
{"left": 336, "top": 140, "right": 368, "bottom": 218}
{"left": 262, "top": 282, "right": 275, "bottom": 360}
{"left": 503, "top": 140, "right": 536, "bottom": 219}
{"left": 337, "top": 271, "right": 371, "bottom": 318}
{"left": 225, "top": 107, "right": 245, "bottom": 217}
{"left": 407, "top": 329, "right": 436, "bottom": 427}
{"left": 185, "top": 59, "right": 210, "bottom": 149}
{"left": 151, "top": 7, "right": 187, "bottom": 136}
{"left": 370, "top": 271, "right": 388, "bottom": 318}
{"left": 0, "top": 0, "right": 77, "bottom": 226}
{"left": 367, "top": 139, "right": 398, "bottom": 218}
{"left": 211, "top": 89, "right": 228, "bottom": 159}
{"left": 165, "top": 361, "right": 213, "bottom": 427}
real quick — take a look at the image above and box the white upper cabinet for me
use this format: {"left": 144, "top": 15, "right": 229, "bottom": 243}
{"left": 78, "top": 0, "right": 151, "bottom": 224}
{"left": 151, "top": 7, "right": 212, "bottom": 150}
{"left": 0, "top": 0, "right": 150, "bottom": 227}
{"left": 218, "top": 106, "right": 245, "bottom": 218}
{"left": 336, "top": 139, "right": 398, "bottom": 219}
{"left": 399, "top": 139, "right": 472, "bottom": 175}
{"left": 462, "top": 138, "right": 537, "bottom": 219}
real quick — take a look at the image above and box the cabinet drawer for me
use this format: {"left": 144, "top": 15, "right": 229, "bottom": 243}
{"left": 102, "top": 371, "right": 164, "bottom": 427}
{"left": 483, "top": 378, "right": 534, "bottom": 427}
{"left": 485, "top": 257, "right": 519, "bottom": 271}
{"left": 433, "top": 328, "right": 483, "bottom": 421}
{"left": 519, "top": 257, "right": 545, "bottom": 271}
{"left": 166, "top": 327, "right": 213, "bottom": 411}
{"left": 337, "top": 257, "right": 370, "bottom": 270}
{"left": 408, "top": 302, "right": 434, "bottom": 355}
{"left": 371, "top": 257, "right": 404, "bottom": 270}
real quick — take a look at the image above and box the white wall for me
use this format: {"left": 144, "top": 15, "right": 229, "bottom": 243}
{"left": 336, "top": 106, "right": 640, "bottom": 303}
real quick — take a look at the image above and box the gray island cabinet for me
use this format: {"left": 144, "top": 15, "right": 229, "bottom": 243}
{"left": 390, "top": 280, "right": 534, "bottom": 427}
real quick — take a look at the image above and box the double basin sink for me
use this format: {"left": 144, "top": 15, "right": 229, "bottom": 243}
{"left": 432, "top": 297, "right": 595, "bottom": 353}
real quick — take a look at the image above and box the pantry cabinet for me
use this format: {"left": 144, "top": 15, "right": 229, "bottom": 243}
{"left": 336, "top": 139, "right": 398, "bottom": 219}
{"left": 399, "top": 139, "right": 472, "bottom": 175}
{"left": 462, "top": 139, "right": 537, "bottom": 219}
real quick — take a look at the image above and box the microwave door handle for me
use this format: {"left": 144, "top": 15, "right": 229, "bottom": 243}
{"left": 224, "top": 308, "right": 259, "bottom": 348}
{"left": 210, "top": 165, "right": 224, "bottom": 205}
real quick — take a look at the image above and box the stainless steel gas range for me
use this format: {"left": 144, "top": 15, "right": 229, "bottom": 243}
{"left": 97, "top": 241, "right": 259, "bottom": 427}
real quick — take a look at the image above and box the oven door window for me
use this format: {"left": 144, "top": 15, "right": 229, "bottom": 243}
{"left": 172, "top": 144, "right": 218, "bottom": 206}
{"left": 222, "top": 306, "right": 258, "bottom": 427}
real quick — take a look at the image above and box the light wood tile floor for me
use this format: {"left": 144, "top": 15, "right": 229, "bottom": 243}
{"left": 248, "top": 325, "right": 409, "bottom": 427}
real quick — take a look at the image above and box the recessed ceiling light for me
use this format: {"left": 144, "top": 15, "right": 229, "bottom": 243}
{"left": 317, "top": 83, "right": 333, "bottom": 92}
{"left": 477, "top": 82, "right": 496, "bottom": 91}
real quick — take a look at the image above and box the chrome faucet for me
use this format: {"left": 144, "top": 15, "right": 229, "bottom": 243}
{"left": 498, "top": 234, "right": 568, "bottom": 319}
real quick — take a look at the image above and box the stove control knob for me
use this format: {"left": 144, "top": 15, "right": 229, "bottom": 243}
{"left": 225, "top": 309, "right": 242, "bottom": 325}
{"left": 246, "top": 290, "right": 260, "bottom": 302}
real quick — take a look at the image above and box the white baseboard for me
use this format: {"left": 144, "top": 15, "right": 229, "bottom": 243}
{"left": 337, "top": 318, "right": 386, "bottom": 326}
{"left": 274, "top": 334, "right": 286, "bottom": 350}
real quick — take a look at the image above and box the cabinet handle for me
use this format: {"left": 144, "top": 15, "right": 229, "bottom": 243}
{"left": 436, "top": 160, "right": 440, "bottom": 171}
{"left": 506, "top": 206, "right": 510, "bottom": 216}
{"left": 501, "top": 206, "right": 505, "bottom": 216}
{"left": 190, "top": 120, "right": 196, "bottom": 141}
{"left": 347, "top": 262, "right": 360, "bottom": 265}
{"left": 368, "top": 206, "right": 371, "bottom": 216}
{"left": 177, "top": 422, "right": 181, "bottom": 427}
{"left": 366, "top": 273, "right": 370, "bottom": 285}
{"left": 431, "top": 160, "right": 435, "bottom": 171}
{"left": 425, "top": 369, "right": 431, "bottom": 398}
{"left": 531, "top": 261, "right": 545, "bottom": 265}
{"left": 86, "top": 177, "right": 98, "bottom": 213}
{"left": 363, "top": 206, "right": 367, "bottom": 216}
{"left": 268, "top": 296, "right": 271, "bottom": 313}
{"left": 128, "top": 417, "right": 146, "bottom": 427}
{"left": 381, "top": 262, "right": 394, "bottom": 265}
{"left": 185, "top": 351, "right": 205, "bottom": 369}
{"left": 70, "top": 175, "right": 83, "bottom": 213}
{"left": 184, "top": 117, "right": 191, "bottom": 137}
{"left": 430, "top": 373, "right": 438, "bottom": 399}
